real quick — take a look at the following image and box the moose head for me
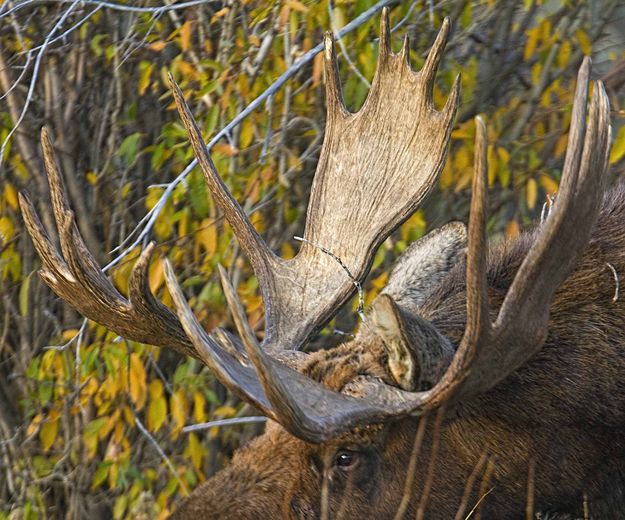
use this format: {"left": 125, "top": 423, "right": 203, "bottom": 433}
{"left": 20, "top": 8, "right": 619, "bottom": 519}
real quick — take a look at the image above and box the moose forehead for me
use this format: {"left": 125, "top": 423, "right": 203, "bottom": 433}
{"left": 300, "top": 328, "right": 391, "bottom": 394}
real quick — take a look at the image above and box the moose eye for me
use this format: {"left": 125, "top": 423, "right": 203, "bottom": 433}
{"left": 334, "top": 450, "right": 360, "bottom": 470}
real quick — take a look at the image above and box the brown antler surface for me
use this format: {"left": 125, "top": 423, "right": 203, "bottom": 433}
{"left": 163, "top": 9, "right": 461, "bottom": 439}
{"left": 22, "top": 10, "right": 607, "bottom": 444}
{"left": 19, "top": 129, "right": 198, "bottom": 358}
{"left": 20, "top": 9, "right": 459, "bottom": 441}
{"left": 166, "top": 56, "right": 610, "bottom": 441}
{"left": 169, "top": 9, "right": 459, "bottom": 355}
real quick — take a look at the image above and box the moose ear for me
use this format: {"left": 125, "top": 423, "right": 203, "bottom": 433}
{"left": 371, "top": 294, "right": 454, "bottom": 391}
{"left": 382, "top": 221, "right": 466, "bottom": 312}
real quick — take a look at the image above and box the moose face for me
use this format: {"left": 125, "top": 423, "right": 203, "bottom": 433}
{"left": 172, "top": 332, "right": 427, "bottom": 519}
{"left": 19, "top": 4, "right": 615, "bottom": 518}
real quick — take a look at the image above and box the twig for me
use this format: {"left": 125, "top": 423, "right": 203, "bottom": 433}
{"left": 132, "top": 410, "right": 189, "bottom": 494}
{"left": 416, "top": 405, "right": 446, "bottom": 520}
{"left": 182, "top": 416, "right": 266, "bottom": 433}
{"left": 464, "top": 487, "right": 494, "bottom": 520}
{"left": 0, "top": 0, "right": 80, "bottom": 169}
{"left": 14, "top": 4, "right": 101, "bottom": 56}
{"left": 43, "top": 319, "right": 87, "bottom": 351}
{"left": 0, "top": 0, "right": 217, "bottom": 18}
{"left": 606, "top": 262, "right": 619, "bottom": 302}
{"left": 453, "top": 453, "right": 489, "bottom": 520}
{"left": 328, "top": 0, "right": 370, "bottom": 88}
{"left": 393, "top": 414, "right": 429, "bottom": 520}
{"left": 540, "top": 193, "right": 556, "bottom": 224}
{"left": 294, "top": 236, "right": 366, "bottom": 321}
{"left": 526, "top": 458, "right": 535, "bottom": 520}
{"left": 105, "top": 0, "right": 396, "bottom": 269}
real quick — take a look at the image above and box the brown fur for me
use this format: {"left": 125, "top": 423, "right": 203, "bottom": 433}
{"left": 172, "top": 183, "right": 625, "bottom": 519}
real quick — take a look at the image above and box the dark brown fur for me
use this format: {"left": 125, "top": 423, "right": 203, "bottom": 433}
{"left": 172, "top": 183, "right": 625, "bottom": 519}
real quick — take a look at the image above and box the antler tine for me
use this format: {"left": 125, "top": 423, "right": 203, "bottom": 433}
{"left": 378, "top": 7, "right": 391, "bottom": 59}
{"left": 405, "top": 116, "right": 492, "bottom": 407}
{"left": 168, "top": 74, "right": 277, "bottom": 282}
{"left": 399, "top": 35, "right": 410, "bottom": 64}
{"left": 19, "top": 130, "right": 204, "bottom": 359}
{"left": 323, "top": 32, "right": 348, "bottom": 118}
{"left": 217, "top": 264, "right": 259, "bottom": 354}
{"left": 450, "top": 61, "right": 612, "bottom": 397}
{"left": 127, "top": 242, "right": 188, "bottom": 344}
{"left": 496, "top": 60, "right": 608, "bottom": 337}
{"left": 443, "top": 74, "right": 462, "bottom": 122}
{"left": 559, "top": 57, "right": 591, "bottom": 195}
{"left": 40, "top": 129, "right": 125, "bottom": 308}
{"left": 19, "top": 191, "right": 72, "bottom": 281}
{"left": 421, "top": 17, "right": 451, "bottom": 101}
{"left": 462, "top": 117, "right": 491, "bottom": 353}
{"left": 164, "top": 259, "right": 277, "bottom": 415}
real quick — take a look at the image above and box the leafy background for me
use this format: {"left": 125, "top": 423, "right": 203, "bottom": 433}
{"left": 1, "top": 0, "right": 624, "bottom": 518}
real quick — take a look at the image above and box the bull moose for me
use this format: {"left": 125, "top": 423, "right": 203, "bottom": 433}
{"left": 19, "top": 7, "right": 623, "bottom": 519}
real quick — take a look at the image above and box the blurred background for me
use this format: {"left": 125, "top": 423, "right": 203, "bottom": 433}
{"left": 1, "top": 0, "right": 624, "bottom": 518}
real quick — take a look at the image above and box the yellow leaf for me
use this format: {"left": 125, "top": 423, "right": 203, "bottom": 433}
{"left": 149, "top": 379, "right": 164, "bottom": 399}
{"left": 86, "top": 171, "right": 98, "bottom": 185}
{"left": 148, "top": 394, "right": 167, "bottom": 433}
{"left": 148, "top": 256, "right": 165, "bottom": 294}
{"left": 180, "top": 21, "right": 192, "bottom": 52}
{"left": 197, "top": 220, "right": 217, "bottom": 255}
{"left": 313, "top": 52, "right": 323, "bottom": 86}
{"left": 146, "top": 187, "right": 163, "bottom": 211}
{"left": 214, "top": 405, "right": 236, "bottom": 418}
{"left": 40, "top": 416, "right": 59, "bottom": 451}
{"left": 576, "top": 29, "right": 591, "bottom": 56}
{"left": 281, "top": 242, "right": 295, "bottom": 260}
{"left": 170, "top": 390, "right": 187, "bottom": 437}
{"left": 239, "top": 119, "right": 254, "bottom": 149}
{"left": 129, "top": 354, "right": 147, "bottom": 410}
{"left": 249, "top": 34, "right": 260, "bottom": 47}
{"left": 138, "top": 62, "right": 154, "bottom": 96}
{"left": 148, "top": 380, "right": 166, "bottom": 432}
{"left": 186, "top": 432, "right": 205, "bottom": 470}
{"left": 0, "top": 216, "right": 13, "bottom": 243}
{"left": 506, "top": 219, "right": 520, "bottom": 239}
{"left": 286, "top": 0, "right": 308, "bottom": 13}
{"left": 108, "top": 462, "right": 119, "bottom": 489}
{"left": 553, "top": 133, "right": 568, "bottom": 158}
{"left": 177, "top": 60, "right": 199, "bottom": 80}
{"left": 193, "top": 391, "right": 206, "bottom": 423}
{"left": 27, "top": 413, "right": 42, "bottom": 437}
{"left": 211, "top": 7, "right": 229, "bottom": 22}
{"left": 539, "top": 174, "right": 559, "bottom": 195}
{"left": 212, "top": 142, "right": 237, "bottom": 157}
{"left": 371, "top": 272, "right": 389, "bottom": 290}
{"left": 610, "top": 125, "right": 625, "bottom": 164}
{"left": 4, "top": 183, "right": 18, "bottom": 210}
{"left": 540, "top": 19, "right": 552, "bottom": 43}
{"left": 557, "top": 40, "right": 571, "bottom": 69}
{"left": 149, "top": 41, "right": 167, "bottom": 52}
{"left": 524, "top": 27, "right": 539, "bottom": 61}
{"left": 526, "top": 178, "right": 538, "bottom": 210}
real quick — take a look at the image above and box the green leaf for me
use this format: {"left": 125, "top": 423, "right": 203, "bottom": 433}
{"left": 19, "top": 274, "right": 31, "bottom": 316}
{"left": 610, "top": 125, "right": 625, "bottom": 164}
{"left": 118, "top": 133, "right": 142, "bottom": 167}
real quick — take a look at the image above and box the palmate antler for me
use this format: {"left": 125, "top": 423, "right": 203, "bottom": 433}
{"left": 20, "top": 8, "right": 611, "bottom": 443}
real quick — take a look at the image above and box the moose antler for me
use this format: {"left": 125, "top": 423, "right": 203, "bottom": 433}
{"left": 20, "top": 7, "right": 610, "bottom": 443}
{"left": 20, "top": 9, "right": 459, "bottom": 439}
{"left": 164, "top": 54, "right": 610, "bottom": 440}
{"left": 169, "top": 10, "right": 459, "bottom": 355}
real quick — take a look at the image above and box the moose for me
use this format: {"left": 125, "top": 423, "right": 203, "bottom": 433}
{"left": 19, "top": 8, "right": 623, "bottom": 519}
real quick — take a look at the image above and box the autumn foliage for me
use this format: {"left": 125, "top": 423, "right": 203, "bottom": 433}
{"left": 0, "top": 1, "right": 624, "bottom": 518}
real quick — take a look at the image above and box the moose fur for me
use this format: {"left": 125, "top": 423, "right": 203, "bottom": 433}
{"left": 172, "top": 183, "right": 625, "bottom": 519}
